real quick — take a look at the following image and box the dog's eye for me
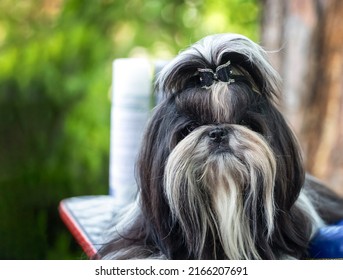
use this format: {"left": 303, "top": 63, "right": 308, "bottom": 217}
{"left": 180, "top": 123, "right": 198, "bottom": 138}
{"left": 240, "top": 119, "right": 248, "bottom": 126}
{"left": 186, "top": 124, "right": 197, "bottom": 133}
{"left": 240, "top": 119, "right": 252, "bottom": 130}
{"left": 240, "top": 118, "right": 264, "bottom": 134}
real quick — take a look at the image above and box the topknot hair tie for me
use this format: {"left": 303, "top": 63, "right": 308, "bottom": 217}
{"left": 197, "top": 60, "right": 235, "bottom": 89}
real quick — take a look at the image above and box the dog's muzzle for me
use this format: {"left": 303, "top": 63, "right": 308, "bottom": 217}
{"left": 208, "top": 127, "right": 229, "bottom": 143}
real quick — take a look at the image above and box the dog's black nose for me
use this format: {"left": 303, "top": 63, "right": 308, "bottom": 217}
{"left": 208, "top": 128, "right": 228, "bottom": 143}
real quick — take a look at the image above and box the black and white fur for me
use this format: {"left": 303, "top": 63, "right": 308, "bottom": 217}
{"left": 99, "top": 33, "right": 343, "bottom": 259}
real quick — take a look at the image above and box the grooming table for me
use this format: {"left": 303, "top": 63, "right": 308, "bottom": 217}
{"left": 59, "top": 195, "right": 343, "bottom": 259}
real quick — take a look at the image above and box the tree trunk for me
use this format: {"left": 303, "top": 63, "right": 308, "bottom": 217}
{"left": 261, "top": 0, "right": 343, "bottom": 196}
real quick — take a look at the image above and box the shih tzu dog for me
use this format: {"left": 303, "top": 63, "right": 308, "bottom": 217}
{"left": 99, "top": 33, "right": 343, "bottom": 259}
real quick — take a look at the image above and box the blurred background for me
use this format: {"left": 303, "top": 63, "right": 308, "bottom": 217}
{"left": 0, "top": 0, "right": 342, "bottom": 259}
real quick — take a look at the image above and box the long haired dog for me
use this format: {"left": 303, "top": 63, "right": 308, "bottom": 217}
{"left": 99, "top": 34, "right": 343, "bottom": 259}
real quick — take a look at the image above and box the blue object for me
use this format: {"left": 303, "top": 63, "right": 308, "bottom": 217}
{"left": 309, "top": 220, "right": 343, "bottom": 258}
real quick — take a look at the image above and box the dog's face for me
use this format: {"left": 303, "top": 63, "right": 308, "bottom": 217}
{"left": 137, "top": 34, "right": 306, "bottom": 259}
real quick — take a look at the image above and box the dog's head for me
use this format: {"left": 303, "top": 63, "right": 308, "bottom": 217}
{"left": 137, "top": 34, "right": 306, "bottom": 259}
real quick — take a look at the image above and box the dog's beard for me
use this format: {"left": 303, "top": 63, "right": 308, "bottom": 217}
{"left": 164, "top": 124, "right": 276, "bottom": 259}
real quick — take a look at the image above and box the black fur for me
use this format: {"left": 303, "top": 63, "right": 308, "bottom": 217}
{"left": 98, "top": 34, "right": 343, "bottom": 260}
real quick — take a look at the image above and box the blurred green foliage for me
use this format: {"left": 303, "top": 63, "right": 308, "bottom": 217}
{"left": 0, "top": 0, "right": 260, "bottom": 259}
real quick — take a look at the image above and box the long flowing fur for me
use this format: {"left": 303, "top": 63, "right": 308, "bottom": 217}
{"left": 98, "top": 33, "right": 343, "bottom": 260}
{"left": 164, "top": 125, "right": 276, "bottom": 259}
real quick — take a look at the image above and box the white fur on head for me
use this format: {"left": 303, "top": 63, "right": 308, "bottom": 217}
{"left": 157, "top": 33, "right": 281, "bottom": 100}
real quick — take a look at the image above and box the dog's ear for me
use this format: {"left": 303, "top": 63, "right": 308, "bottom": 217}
{"left": 135, "top": 98, "right": 184, "bottom": 258}
{"left": 265, "top": 102, "right": 305, "bottom": 210}
{"left": 137, "top": 101, "right": 172, "bottom": 210}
